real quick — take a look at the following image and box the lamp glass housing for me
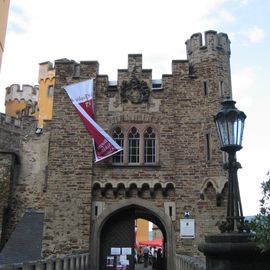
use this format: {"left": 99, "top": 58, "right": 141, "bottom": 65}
{"left": 214, "top": 100, "right": 246, "bottom": 152}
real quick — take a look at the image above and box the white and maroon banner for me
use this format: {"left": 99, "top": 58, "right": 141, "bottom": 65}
{"left": 64, "top": 79, "right": 122, "bottom": 162}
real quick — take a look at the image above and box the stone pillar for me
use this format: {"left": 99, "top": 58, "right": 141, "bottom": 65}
{"left": 55, "top": 258, "right": 62, "bottom": 270}
{"left": 198, "top": 233, "right": 270, "bottom": 270}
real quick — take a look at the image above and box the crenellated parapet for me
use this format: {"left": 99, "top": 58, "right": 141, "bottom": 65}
{"left": 0, "top": 113, "right": 38, "bottom": 154}
{"left": 185, "top": 30, "right": 231, "bottom": 62}
{"left": 54, "top": 58, "right": 99, "bottom": 84}
{"left": 5, "top": 84, "right": 39, "bottom": 104}
{"left": 0, "top": 112, "right": 37, "bottom": 132}
{"left": 38, "top": 61, "right": 55, "bottom": 83}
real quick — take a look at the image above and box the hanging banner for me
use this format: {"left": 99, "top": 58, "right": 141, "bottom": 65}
{"left": 64, "top": 79, "right": 95, "bottom": 119}
{"left": 64, "top": 80, "right": 122, "bottom": 162}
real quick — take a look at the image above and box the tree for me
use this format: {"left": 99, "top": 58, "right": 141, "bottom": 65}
{"left": 250, "top": 171, "right": 270, "bottom": 251}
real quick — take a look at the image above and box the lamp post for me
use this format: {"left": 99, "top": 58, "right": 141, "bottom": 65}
{"left": 199, "top": 99, "right": 270, "bottom": 270}
{"left": 214, "top": 99, "right": 246, "bottom": 232}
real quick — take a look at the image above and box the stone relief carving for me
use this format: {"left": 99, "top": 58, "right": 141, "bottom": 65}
{"left": 120, "top": 70, "right": 150, "bottom": 104}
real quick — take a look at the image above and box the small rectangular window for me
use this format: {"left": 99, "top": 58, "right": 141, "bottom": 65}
{"left": 152, "top": 79, "right": 163, "bottom": 90}
{"left": 206, "top": 133, "right": 211, "bottom": 161}
{"left": 219, "top": 81, "right": 224, "bottom": 97}
{"left": 164, "top": 202, "right": 176, "bottom": 221}
{"left": 169, "top": 206, "right": 172, "bottom": 217}
{"left": 47, "top": 85, "right": 54, "bottom": 96}
{"left": 203, "top": 81, "right": 208, "bottom": 96}
{"left": 92, "top": 201, "right": 104, "bottom": 220}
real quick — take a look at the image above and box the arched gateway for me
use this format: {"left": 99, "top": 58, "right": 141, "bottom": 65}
{"left": 90, "top": 198, "right": 176, "bottom": 270}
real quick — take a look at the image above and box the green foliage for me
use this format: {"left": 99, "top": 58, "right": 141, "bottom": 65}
{"left": 250, "top": 171, "right": 270, "bottom": 251}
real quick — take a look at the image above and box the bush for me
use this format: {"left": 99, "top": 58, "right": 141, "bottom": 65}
{"left": 250, "top": 171, "right": 270, "bottom": 251}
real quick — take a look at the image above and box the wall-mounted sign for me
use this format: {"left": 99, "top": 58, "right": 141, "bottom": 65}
{"left": 106, "top": 256, "right": 114, "bottom": 267}
{"left": 180, "top": 219, "right": 195, "bottom": 238}
{"left": 122, "top": 247, "right": 132, "bottom": 255}
{"left": 111, "top": 247, "right": 121, "bottom": 255}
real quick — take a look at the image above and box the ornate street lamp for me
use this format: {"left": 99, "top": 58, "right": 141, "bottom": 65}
{"left": 214, "top": 99, "right": 247, "bottom": 232}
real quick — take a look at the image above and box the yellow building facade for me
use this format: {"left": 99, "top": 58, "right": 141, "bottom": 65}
{"left": 37, "top": 61, "right": 55, "bottom": 127}
{"left": 136, "top": 219, "right": 149, "bottom": 242}
{"left": 0, "top": 0, "right": 10, "bottom": 72}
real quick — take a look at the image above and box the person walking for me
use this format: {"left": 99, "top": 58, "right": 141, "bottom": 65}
{"left": 143, "top": 245, "right": 150, "bottom": 267}
{"left": 156, "top": 248, "right": 163, "bottom": 270}
{"left": 152, "top": 248, "right": 157, "bottom": 269}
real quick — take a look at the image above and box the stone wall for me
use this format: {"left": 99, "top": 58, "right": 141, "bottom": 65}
{"left": 41, "top": 60, "right": 98, "bottom": 257}
{"left": 5, "top": 130, "right": 49, "bottom": 240}
{"left": 0, "top": 113, "right": 31, "bottom": 153}
{"left": 0, "top": 152, "right": 14, "bottom": 249}
{"left": 0, "top": 114, "right": 49, "bottom": 246}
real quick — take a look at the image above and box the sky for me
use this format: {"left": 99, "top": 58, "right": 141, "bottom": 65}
{"left": 0, "top": 0, "right": 269, "bottom": 216}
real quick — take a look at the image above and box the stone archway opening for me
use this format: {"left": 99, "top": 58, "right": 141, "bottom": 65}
{"left": 90, "top": 199, "right": 175, "bottom": 270}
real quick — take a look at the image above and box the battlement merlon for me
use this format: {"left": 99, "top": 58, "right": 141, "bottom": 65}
{"left": 185, "top": 30, "right": 231, "bottom": 61}
{"left": 54, "top": 59, "right": 99, "bottom": 82}
{"left": 128, "top": 54, "right": 143, "bottom": 73}
{"left": 172, "top": 60, "right": 189, "bottom": 76}
{"left": 38, "top": 61, "right": 55, "bottom": 82}
{"left": 5, "top": 84, "right": 39, "bottom": 103}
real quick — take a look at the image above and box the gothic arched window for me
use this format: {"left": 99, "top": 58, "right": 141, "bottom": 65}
{"left": 128, "top": 127, "right": 140, "bottom": 164}
{"left": 111, "top": 124, "right": 158, "bottom": 166}
{"left": 144, "top": 127, "right": 156, "bottom": 164}
{"left": 112, "top": 127, "right": 124, "bottom": 164}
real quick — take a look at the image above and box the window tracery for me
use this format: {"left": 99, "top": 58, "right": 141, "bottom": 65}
{"left": 111, "top": 125, "right": 158, "bottom": 166}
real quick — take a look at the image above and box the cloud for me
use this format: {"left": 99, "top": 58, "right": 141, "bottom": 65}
{"left": 232, "top": 67, "right": 256, "bottom": 109}
{"left": 239, "top": 0, "right": 250, "bottom": 5}
{"left": 8, "top": 23, "right": 27, "bottom": 34}
{"left": 227, "top": 32, "right": 236, "bottom": 41}
{"left": 242, "top": 26, "right": 266, "bottom": 44}
{"left": 7, "top": 4, "right": 29, "bottom": 34}
{"left": 218, "top": 10, "right": 235, "bottom": 24}
{"left": 233, "top": 67, "right": 255, "bottom": 91}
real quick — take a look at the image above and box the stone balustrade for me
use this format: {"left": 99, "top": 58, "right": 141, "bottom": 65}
{"left": 2, "top": 251, "right": 269, "bottom": 270}
{"left": 0, "top": 253, "right": 205, "bottom": 270}
{"left": 0, "top": 253, "right": 89, "bottom": 270}
{"left": 176, "top": 254, "right": 206, "bottom": 270}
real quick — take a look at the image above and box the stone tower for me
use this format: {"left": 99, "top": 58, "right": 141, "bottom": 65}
{"left": 5, "top": 84, "right": 39, "bottom": 119}
{"left": 40, "top": 30, "right": 231, "bottom": 270}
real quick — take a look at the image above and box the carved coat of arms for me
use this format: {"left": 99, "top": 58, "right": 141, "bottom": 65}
{"left": 120, "top": 74, "right": 150, "bottom": 104}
